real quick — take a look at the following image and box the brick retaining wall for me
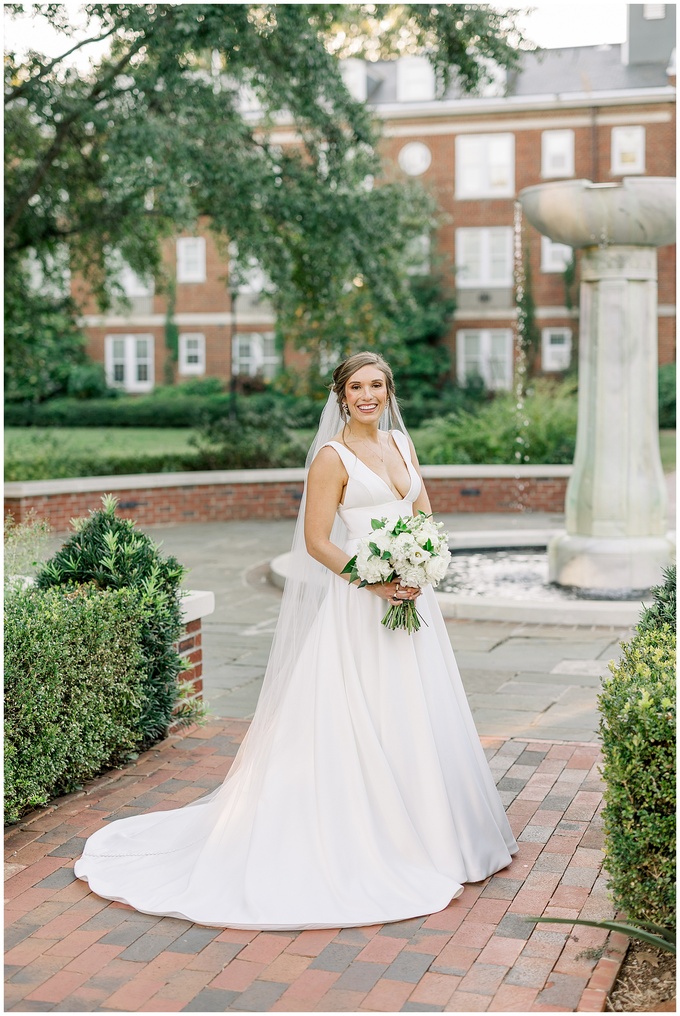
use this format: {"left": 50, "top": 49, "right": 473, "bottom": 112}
{"left": 5, "top": 466, "right": 571, "bottom": 531}
{"left": 171, "top": 617, "right": 204, "bottom": 729}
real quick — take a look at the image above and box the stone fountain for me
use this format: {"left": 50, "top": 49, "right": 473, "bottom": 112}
{"left": 519, "top": 178, "right": 676, "bottom": 594}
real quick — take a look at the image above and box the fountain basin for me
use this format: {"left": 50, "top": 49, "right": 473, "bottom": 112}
{"left": 519, "top": 178, "right": 676, "bottom": 248}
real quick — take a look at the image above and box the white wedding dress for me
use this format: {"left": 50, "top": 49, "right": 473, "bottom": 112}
{"left": 74, "top": 430, "right": 517, "bottom": 929}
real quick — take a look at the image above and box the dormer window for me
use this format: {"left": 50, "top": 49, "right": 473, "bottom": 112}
{"left": 396, "top": 56, "right": 435, "bottom": 102}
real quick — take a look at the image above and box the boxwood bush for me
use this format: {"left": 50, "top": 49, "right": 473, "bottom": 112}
{"left": 5, "top": 584, "right": 146, "bottom": 824}
{"left": 416, "top": 379, "right": 578, "bottom": 465}
{"left": 36, "top": 495, "right": 193, "bottom": 747}
{"left": 598, "top": 570, "right": 676, "bottom": 928}
{"left": 658, "top": 363, "right": 676, "bottom": 429}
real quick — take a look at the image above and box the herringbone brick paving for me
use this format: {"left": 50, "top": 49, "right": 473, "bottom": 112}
{"left": 5, "top": 721, "right": 628, "bottom": 1012}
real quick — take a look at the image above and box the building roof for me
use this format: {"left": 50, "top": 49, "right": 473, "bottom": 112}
{"left": 507, "top": 44, "right": 671, "bottom": 97}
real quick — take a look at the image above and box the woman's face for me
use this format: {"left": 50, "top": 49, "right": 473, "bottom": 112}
{"left": 344, "top": 365, "right": 388, "bottom": 424}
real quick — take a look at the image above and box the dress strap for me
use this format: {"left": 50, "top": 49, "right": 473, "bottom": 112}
{"left": 320, "top": 441, "right": 356, "bottom": 475}
{"left": 391, "top": 429, "right": 412, "bottom": 463}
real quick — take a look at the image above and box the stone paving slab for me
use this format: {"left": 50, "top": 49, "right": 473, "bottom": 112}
{"left": 5, "top": 722, "right": 627, "bottom": 1013}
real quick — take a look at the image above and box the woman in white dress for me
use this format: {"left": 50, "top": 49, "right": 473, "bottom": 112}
{"left": 74, "top": 351, "right": 517, "bottom": 929}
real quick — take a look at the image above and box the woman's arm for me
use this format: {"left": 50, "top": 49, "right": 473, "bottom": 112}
{"left": 304, "top": 447, "right": 354, "bottom": 579}
{"left": 406, "top": 435, "right": 432, "bottom": 515}
{"left": 304, "top": 446, "right": 420, "bottom": 602}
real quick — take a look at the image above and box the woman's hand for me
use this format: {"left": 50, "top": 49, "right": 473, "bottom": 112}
{"left": 366, "top": 580, "right": 421, "bottom": 605}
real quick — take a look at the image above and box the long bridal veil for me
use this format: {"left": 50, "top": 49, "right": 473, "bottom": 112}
{"left": 211, "top": 390, "right": 411, "bottom": 794}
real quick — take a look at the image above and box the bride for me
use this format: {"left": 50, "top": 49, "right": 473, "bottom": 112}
{"left": 74, "top": 350, "right": 518, "bottom": 929}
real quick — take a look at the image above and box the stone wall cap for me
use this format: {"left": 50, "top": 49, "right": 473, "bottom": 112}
{"left": 4, "top": 464, "right": 573, "bottom": 498}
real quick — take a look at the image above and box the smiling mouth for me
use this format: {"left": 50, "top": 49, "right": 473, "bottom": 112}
{"left": 357, "top": 404, "right": 378, "bottom": 412}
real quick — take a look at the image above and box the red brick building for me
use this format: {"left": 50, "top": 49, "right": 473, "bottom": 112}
{"left": 78, "top": 3, "right": 676, "bottom": 393}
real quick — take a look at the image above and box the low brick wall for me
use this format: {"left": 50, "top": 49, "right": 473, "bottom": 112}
{"left": 171, "top": 617, "right": 204, "bottom": 731}
{"left": 5, "top": 465, "right": 571, "bottom": 531}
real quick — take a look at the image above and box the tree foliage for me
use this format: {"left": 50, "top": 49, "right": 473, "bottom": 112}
{"left": 5, "top": 3, "right": 527, "bottom": 388}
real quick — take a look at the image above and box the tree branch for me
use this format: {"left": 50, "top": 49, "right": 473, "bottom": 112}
{"left": 5, "top": 25, "right": 119, "bottom": 105}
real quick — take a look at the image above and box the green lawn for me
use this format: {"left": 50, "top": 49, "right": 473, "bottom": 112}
{"left": 5, "top": 428, "right": 200, "bottom": 461}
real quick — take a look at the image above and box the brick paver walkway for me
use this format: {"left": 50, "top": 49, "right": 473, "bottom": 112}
{"left": 5, "top": 721, "right": 628, "bottom": 1013}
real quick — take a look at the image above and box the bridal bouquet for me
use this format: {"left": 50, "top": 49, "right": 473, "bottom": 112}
{"left": 342, "top": 511, "right": 451, "bottom": 633}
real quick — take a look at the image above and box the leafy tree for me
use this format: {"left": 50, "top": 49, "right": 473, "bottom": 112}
{"left": 5, "top": 3, "right": 527, "bottom": 392}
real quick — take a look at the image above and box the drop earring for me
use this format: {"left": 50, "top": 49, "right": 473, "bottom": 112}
{"left": 342, "top": 402, "right": 349, "bottom": 415}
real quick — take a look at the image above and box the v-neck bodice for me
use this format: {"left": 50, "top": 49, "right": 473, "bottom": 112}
{"left": 321, "top": 430, "right": 422, "bottom": 541}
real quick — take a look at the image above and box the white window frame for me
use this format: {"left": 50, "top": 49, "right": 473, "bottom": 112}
{"left": 104, "top": 334, "right": 155, "bottom": 393}
{"left": 232, "top": 332, "right": 279, "bottom": 380}
{"left": 340, "top": 58, "right": 367, "bottom": 101}
{"left": 611, "top": 126, "right": 646, "bottom": 175}
{"left": 643, "top": 4, "right": 665, "bottom": 18}
{"left": 405, "top": 233, "right": 431, "bottom": 276}
{"left": 396, "top": 56, "right": 436, "bottom": 102}
{"left": 457, "top": 329, "right": 513, "bottom": 391}
{"left": 455, "top": 227, "right": 513, "bottom": 288}
{"left": 541, "top": 129, "right": 575, "bottom": 178}
{"left": 455, "top": 133, "right": 515, "bottom": 199}
{"left": 176, "top": 236, "right": 207, "bottom": 283}
{"left": 541, "top": 328, "right": 573, "bottom": 372}
{"left": 540, "top": 236, "right": 573, "bottom": 273}
{"left": 178, "top": 333, "right": 206, "bottom": 376}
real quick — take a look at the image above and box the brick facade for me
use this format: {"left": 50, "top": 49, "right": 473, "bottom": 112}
{"left": 172, "top": 617, "right": 204, "bottom": 724}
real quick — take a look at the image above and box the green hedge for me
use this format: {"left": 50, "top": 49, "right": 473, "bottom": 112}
{"left": 5, "top": 584, "right": 146, "bottom": 824}
{"left": 416, "top": 379, "right": 578, "bottom": 465}
{"left": 598, "top": 571, "right": 676, "bottom": 927}
{"left": 658, "top": 363, "right": 676, "bottom": 429}
{"left": 36, "top": 496, "right": 191, "bottom": 747}
{"left": 4, "top": 452, "right": 199, "bottom": 482}
{"left": 4, "top": 390, "right": 323, "bottom": 429}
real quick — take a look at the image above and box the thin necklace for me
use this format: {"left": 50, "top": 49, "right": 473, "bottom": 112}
{"left": 344, "top": 430, "right": 386, "bottom": 463}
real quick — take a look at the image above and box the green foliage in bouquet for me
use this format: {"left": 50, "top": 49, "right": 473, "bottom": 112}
{"left": 598, "top": 623, "right": 676, "bottom": 929}
{"left": 5, "top": 584, "right": 146, "bottom": 823}
{"left": 36, "top": 495, "right": 191, "bottom": 746}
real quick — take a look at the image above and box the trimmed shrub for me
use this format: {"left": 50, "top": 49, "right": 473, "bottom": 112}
{"left": 36, "top": 495, "right": 191, "bottom": 747}
{"left": 638, "top": 565, "right": 676, "bottom": 635}
{"left": 5, "top": 584, "right": 146, "bottom": 823}
{"left": 416, "top": 379, "right": 577, "bottom": 464}
{"left": 190, "top": 399, "right": 308, "bottom": 469}
{"left": 4, "top": 451, "right": 199, "bottom": 482}
{"left": 598, "top": 624, "right": 676, "bottom": 928}
{"left": 658, "top": 363, "right": 676, "bottom": 429}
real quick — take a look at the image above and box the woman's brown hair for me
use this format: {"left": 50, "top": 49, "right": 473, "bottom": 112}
{"left": 330, "top": 351, "right": 397, "bottom": 417}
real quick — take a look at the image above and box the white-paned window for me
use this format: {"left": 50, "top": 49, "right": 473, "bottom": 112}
{"left": 398, "top": 141, "right": 432, "bottom": 176}
{"left": 611, "top": 126, "right": 645, "bottom": 174}
{"left": 456, "top": 227, "right": 513, "bottom": 288}
{"left": 340, "top": 59, "right": 367, "bottom": 101}
{"left": 541, "top": 129, "right": 575, "bottom": 178}
{"left": 457, "top": 330, "right": 513, "bottom": 390}
{"left": 396, "top": 56, "right": 436, "bottom": 102}
{"left": 228, "top": 243, "right": 266, "bottom": 294}
{"left": 179, "top": 333, "right": 206, "bottom": 375}
{"left": 541, "top": 328, "right": 572, "bottom": 371}
{"left": 541, "top": 236, "right": 573, "bottom": 273}
{"left": 105, "top": 334, "right": 155, "bottom": 392}
{"left": 118, "top": 263, "right": 154, "bottom": 298}
{"left": 405, "top": 234, "right": 431, "bottom": 275}
{"left": 232, "top": 332, "right": 279, "bottom": 380}
{"left": 455, "top": 133, "right": 514, "bottom": 199}
{"left": 176, "top": 237, "right": 206, "bottom": 283}
{"left": 643, "top": 4, "right": 665, "bottom": 18}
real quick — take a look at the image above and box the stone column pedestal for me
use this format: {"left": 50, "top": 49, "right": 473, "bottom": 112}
{"left": 548, "top": 245, "right": 674, "bottom": 593}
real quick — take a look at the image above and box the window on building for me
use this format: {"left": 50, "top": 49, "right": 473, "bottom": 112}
{"left": 540, "top": 236, "right": 573, "bottom": 273}
{"left": 176, "top": 236, "right": 207, "bottom": 283}
{"left": 178, "top": 333, "right": 206, "bottom": 375}
{"left": 457, "top": 330, "right": 513, "bottom": 390}
{"left": 455, "top": 227, "right": 513, "bottom": 288}
{"left": 643, "top": 4, "right": 665, "bottom": 18}
{"left": 340, "top": 59, "right": 367, "bottom": 101}
{"left": 541, "top": 129, "right": 575, "bottom": 178}
{"left": 611, "top": 126, "right": 645, "bottom": 175}
{"left": 232, "top": 332, "right": 279, "bottom": 379}
{"left": 405, "top": 234, "right": 431, "bottom": 275}
{"left": 455, "top": 134, "right": 514, "bottom": 199}
{"left": 398, "top": 141, "right": 432, "bottom": 176}
{"left": 396, "top": 56, "right": 436, "bottom": 102}
{"left": 118, "top": 263, "right": 154, "bottom": 298}
{"left": 228, "top": 243, "right": 266, "bottom": 294}
{"left": 541, "top": 328, "right": 573, "bottom": 371}
{"left": 105, "top": 335, "right": 155, "bottom": 392}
